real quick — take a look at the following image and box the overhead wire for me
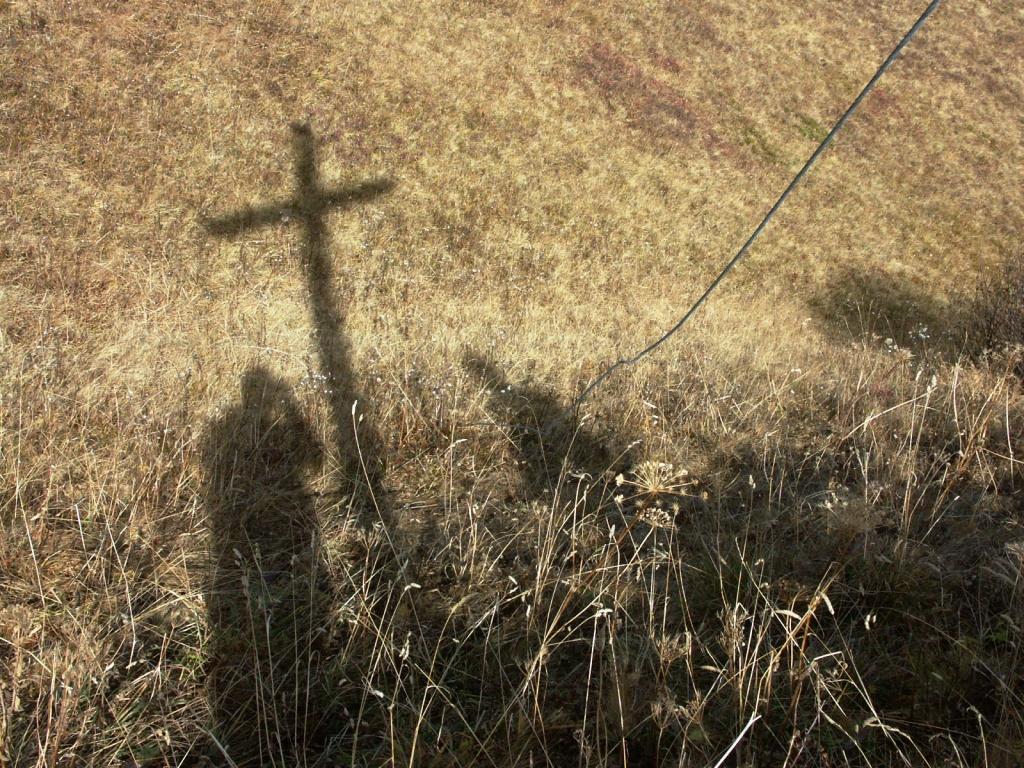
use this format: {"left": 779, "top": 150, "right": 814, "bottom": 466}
{"left": 573, "top": 0, "right": 945, "bottom": 410}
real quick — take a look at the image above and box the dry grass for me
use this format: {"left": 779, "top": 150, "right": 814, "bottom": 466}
{"left": 2, "top": 0, "right": 1023, "bottom": 765}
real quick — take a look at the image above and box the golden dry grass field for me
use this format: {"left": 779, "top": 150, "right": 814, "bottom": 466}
{"left": 2, "top": 1, "right": 1023, "bottom": 765}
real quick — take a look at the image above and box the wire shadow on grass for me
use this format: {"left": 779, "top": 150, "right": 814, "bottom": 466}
{"left": 202, "top": 367, "right": 335, "bottom": 765}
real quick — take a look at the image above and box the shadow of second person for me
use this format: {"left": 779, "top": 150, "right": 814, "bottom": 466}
{"left": 463, "top": 353, "right": 626, "bottom": 502}
{"left": 202, "top": 365, "right": 335, "bottom": 766}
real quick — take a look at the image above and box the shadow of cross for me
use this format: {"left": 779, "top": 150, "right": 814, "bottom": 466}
{"left": 205, "top": 122, "right": 394, "bottom": 523}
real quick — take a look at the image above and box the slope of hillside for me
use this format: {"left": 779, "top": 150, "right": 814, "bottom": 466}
{"left": 2, "top": 1, "right": 1022, "bottom": 765}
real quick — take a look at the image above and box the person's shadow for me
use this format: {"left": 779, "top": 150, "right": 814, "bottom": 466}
{"left": 463, "top": 353, "right": 632, "bottom": 511}
{"left": 202, "top": 367, "right": 335, "bottom": 765}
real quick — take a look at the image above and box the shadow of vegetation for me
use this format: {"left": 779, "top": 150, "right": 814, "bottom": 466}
{"left": 807, "top": 264, "right": 963, "bottom": 356}
{"left": 964, "top": 251, "right": 1024, "bottom": 377}
{"left": 660, "top": 370, "right": 1024, "bottom": 765}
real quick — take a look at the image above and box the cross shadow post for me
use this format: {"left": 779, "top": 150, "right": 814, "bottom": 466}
{"left": 200, "top": 123, "right": 395, "bottom": 760}
{"left": 205, "top": 123, "right": 394, "bottom": 527}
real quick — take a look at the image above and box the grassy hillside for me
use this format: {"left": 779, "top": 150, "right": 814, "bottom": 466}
{"left": 2, "top": 1, "right": 1022, "bottom": 765}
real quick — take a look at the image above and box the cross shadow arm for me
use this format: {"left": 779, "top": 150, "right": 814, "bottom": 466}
{"left": 203, "top": 199, "right": 298, "bottom": 237}
{"left": 203, "top": 181, "right": 394, "bottom": 238}
{"left": 320, "top": 179, "right": 395, "bottom": 208}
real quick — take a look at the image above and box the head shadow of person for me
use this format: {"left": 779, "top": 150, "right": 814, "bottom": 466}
{"left": 462, "top": 353, "right": 634, "bottom": 510}
{"left": 202, "top": 365, "right": 336, "bottom": 765}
